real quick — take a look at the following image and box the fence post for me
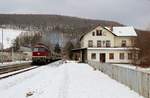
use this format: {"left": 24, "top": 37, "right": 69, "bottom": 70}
{"left": 148, "top": 73, "right": 150, "bottom": 98}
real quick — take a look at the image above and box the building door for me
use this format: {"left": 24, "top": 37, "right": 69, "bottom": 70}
{"left": 82, "top": 51, "right": 84, "bottom": 62}
{"left": 100, "top": 53, "right": 106, "bottom": 63}
{"left": 81, "top": 50, "right": 87, "bottom": 63}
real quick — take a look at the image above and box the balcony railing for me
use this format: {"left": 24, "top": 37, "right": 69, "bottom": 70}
{"left": 85, "top": 45, "right": 136, "bottom": 48}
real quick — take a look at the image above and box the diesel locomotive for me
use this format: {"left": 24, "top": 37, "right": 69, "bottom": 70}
{"left": 32, "top": 43, "right": 61, "bottom": 64}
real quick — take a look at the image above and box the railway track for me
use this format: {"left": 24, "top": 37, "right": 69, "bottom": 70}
{"left": 0, "top": 63, "right": 39, "bottom": 79}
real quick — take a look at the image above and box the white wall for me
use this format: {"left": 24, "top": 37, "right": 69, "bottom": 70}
{"left": 114, "top": 36, "right": 135, "bottom": 47}
{"left": 81, "top": 26, "right": 115, "bottom": 48}
{"left": 87, "top": 49, "right": 132, "bottom": 63}
{"left": 81, "top": 26, "right": 136, "bottom": 48}
{"left": 0, "top": 52, "right": 32, "bottom": 62}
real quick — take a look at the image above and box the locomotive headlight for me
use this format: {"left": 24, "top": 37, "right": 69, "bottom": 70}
{"left": 37, "top": 52, "right": 40, "bottom": 55}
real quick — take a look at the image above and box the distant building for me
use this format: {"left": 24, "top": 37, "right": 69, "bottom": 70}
{"left": 72, "top": 25, "right": 139, "bottom": 64}
{"left": 19, "top": 46, "right": 32, "bottom": 60}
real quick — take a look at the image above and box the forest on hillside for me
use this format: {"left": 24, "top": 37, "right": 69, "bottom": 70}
{"left": 0, "top": 14, "right": 122, "bottom": 33}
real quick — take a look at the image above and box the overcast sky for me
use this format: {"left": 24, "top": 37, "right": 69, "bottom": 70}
{"left": 0, "top": 28, "right": 23, "bottom": 48}
{"left": 0, "top": 0, "right": 150, "bottom": 29}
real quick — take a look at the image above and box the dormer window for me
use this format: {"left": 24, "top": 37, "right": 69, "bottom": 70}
{"left": 121, "top": 40, "right": 126, "bottom": 47}
{"left": 96, "top": 30, "right": 102, "bottom": 36}
{"left": 92, "top": 32, "right": 95, "bottom": 36}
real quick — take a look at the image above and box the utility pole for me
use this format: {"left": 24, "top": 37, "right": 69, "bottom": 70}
{"left": 1, "top": 28, "right": 3, "bottom": 64}
{"left": 10, "top": 39, "right": 14, "bottom": 62}
{"left": 19, "top": 36, "right": 21, "bottom": 64}
{"left": 12, "top": 46, "right": 14, "bottom": 62}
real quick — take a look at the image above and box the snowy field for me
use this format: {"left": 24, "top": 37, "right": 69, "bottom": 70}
{"left": 0, "top": 61, "right": 143, "bottom": 98}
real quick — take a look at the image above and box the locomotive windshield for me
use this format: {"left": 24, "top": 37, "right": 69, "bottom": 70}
{"left": 33, "top": 47, "right": 48, "bottom": 52}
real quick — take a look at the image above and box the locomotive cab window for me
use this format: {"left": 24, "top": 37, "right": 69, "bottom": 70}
{"left": 33, "top": 48, "right": 39, "bottom": 52}
{"left": 33, "top": 47, "right": 48, "bottom": 52}
{"left": 39, "top": 47, "right": 47, "bottom": 52}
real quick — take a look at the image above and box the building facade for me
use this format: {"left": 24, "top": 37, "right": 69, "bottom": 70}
{"left": 73, "top": 26, "right": 139, "bottom": 64}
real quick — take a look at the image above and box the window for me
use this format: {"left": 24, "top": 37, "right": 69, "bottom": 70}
{"left": 91, "top": 53, "right": 96, "bottom": 59}
{"left": 102, "top": 41, "right": 105, "bottom": 47}
{"left": 96, "top": 30, "right": 102, "bottom": 36}
{"left": 33, "top": 47, "right": 47, "bottom": 52}
{"left": 39, "top": 47, "right": 48, "bottom": 52}
{"left": 128, "top": 53, "right": 132, "bottom": 60}
{"left": 97, "top": 40, "right": 101, "bottom": 47}
{"left": 33, "top": 48, "right": 38, "bottom": 52}
{"left": 131, "top": 39, "right": 135, "bottom": 46}
{"left": 120, "top": 53, "right": 124, "bottom": 60}
{"left": 88, "top": 40, "right": 93, "bottom": 47}
{"left": 121, "top": 40, "right": 126, "bottom": 47}
{"left": 92, "top": 32, "right": 95, "bottom": 36}
{"left": 106, "top": 40, "right": 111, "bottom": 47}
{"left": 109, "top": 53, "right": 114, "bottom": 60}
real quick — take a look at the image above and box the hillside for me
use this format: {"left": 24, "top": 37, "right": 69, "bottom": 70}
{"left": 0, "top": 14, "right": 122, "bottom": 33}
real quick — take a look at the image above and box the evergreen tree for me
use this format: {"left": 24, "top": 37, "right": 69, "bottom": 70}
{"left": 54, "top": 43, "right": 61, "bottom": 53}
{"left": 64, "top": 41, "right": 74, "bottom": 59}
{"left": 12, "top": 37, "right": 20, "bottom": 51}
{"left": 75, "top": 39, "right": 80, "bottom": 48}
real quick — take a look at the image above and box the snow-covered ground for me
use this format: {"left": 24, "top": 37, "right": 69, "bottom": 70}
{"left": 0, "top": 61, "right": 143, "bottom": 98}
{"left": 0, "top": 61, "right": 32, "bottom": 66}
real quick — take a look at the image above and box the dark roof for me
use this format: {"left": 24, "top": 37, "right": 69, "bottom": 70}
{"left": 72, "top": 48, "right": 87, "bottom": 51}
{"left": 33, "top": 42, "right": 49, "bottom": 50}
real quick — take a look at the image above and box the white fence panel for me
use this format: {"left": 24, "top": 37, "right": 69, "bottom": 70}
{"left": 137, "top": 71, "right": 143, "bottom": 95}
{"left": 141, "top": 72, "right": 149, "bottom": 98}
{"left": 148, "top": 74, "right": 150, "bottom": 98}
{"left": 88, "top": 61, "right": 150, "bottom": 98}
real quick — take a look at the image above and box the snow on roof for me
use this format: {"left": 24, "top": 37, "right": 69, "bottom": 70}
{"left": 112, "top": 26, "right": 137, "bottom": 36}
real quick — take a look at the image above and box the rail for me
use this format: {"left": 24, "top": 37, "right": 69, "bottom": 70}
{"left": 0, "top": 66, "right": 38, "bottom": 79}
{"left": 0, "top": 63, "right": 32, "bottom": 74}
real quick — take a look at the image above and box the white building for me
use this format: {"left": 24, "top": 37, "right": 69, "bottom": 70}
{"left": 19, "top": 46, "right": 32, "bottom": 60}
{"left": 72, "top": 25, "right": 139, "bottom": 64}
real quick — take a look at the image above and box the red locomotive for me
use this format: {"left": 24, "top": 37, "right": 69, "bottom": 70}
{"left": 32, "top": 43, "right": 61, "bottom": 64}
